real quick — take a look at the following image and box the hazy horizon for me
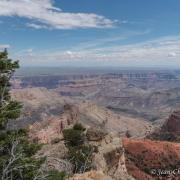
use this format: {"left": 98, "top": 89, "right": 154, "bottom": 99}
{"left": 13, "top": 66, "right": 179, "bottom": 77}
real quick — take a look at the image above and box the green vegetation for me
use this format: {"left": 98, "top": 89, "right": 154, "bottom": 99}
{"left": 63, "top": 123, "right": 94, "bottom": 174}
{"left": 0, "top": 49, "right": 21, "bottom": 129}
{"left": 0, "top": 130, "right": 44, "bottom": 180}
{"left": 73, "top": 123, "right": 86, "bottom": 131}
{"left": 63, "top": 129, "right": 84, "bottom": 147}
{"left": 0, "top": 50, "right": 44, "bottom": 179}
{"left": 63, "top": 124, "right": 85, "bottom": 147}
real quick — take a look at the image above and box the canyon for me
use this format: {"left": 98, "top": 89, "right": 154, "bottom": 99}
{"left": 10, "top": 68, "right": 180, "bottom": 179}
{"left": 12, "top": 69, "right": 180, "bottom": 124}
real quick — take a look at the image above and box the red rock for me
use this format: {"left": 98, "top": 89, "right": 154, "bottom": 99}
{"left": 123, "top": 138, "right": 180, "bottom": 180}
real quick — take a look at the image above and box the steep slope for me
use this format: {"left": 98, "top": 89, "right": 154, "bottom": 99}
{"left": 123, "top": 138, "right": 180, "bottom": 180}
{"left": 78, "top": 101, "right": 152, "bottom": 138}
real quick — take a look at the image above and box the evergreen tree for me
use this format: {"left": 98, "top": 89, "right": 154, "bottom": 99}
{"left": 0, "top": 49, "right": 21, "bottom": 129}
{"left": 0, "top": 50, "right": 43, "bottom": 180}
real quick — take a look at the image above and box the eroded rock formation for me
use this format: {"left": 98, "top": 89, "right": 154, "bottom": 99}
{"left": 88, "top": 132, "right": 134, "bottom": 180}
{"left": 149, "top": 110, "right": 180, "bottom": 142}
{"left": 29, "top": 104, "right": 79, "bottom": 143}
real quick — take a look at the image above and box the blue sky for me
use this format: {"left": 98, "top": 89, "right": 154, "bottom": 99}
{"left": 0, "top": 0, "right": 180, "bottom": 68}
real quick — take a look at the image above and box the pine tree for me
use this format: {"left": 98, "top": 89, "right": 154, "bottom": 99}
{"left": 0, "top": 49, "right": 21, "bottom": 129}
{"left": 0, "top": 50, "right": 43, "bottom": 180}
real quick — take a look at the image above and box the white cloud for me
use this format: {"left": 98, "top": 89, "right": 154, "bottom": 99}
{"left": 168, "top": 52, "right": 177, "bottom": 57}
{"left": 15, "top": 36, "right": 180, "bottom": 67}
{"left": 0, "top": 44, "right": 10, "bottom": 49}
{"left": 26, "top": 23, "right": 48, "bottom": 29}
{"left": 0, "top": 0, "right": 115, "bottom": 29}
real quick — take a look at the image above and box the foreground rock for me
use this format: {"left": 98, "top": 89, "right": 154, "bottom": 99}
{"left": 35, "top": 141, "right": 73, "bottom": 176}
{"left": 89, "top": 132, "right": 134, "bottom": 180}
{"left": 36, "top": 130, "right": 134, "bottom": 180}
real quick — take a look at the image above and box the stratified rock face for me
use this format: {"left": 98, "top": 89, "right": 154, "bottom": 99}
{"left": 123, "top": 138, "right": 180, "bottom": 180}
{"left": 162, "top": 110, "right": 180, "bottom": 135}
{"left": 149, "top": 110, "right": 180, "bottom": 142}
{"left": 29, "top": 104, "right": 79, "bottom": 143}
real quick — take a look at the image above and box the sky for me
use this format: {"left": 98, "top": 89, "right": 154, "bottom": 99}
{"left": 0, "top": 0, "right": 180, "bottom": 68}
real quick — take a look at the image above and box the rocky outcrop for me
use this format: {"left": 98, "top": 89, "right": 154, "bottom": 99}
{"left": 162, "top": 110, "right": 180, "bottom": 135}
{"left": 67, "top": 132, "right": 134, "bottom": 180}
{"left": 34, "top": 129, "right": 134, "bottom": 179}
{"left": 29, "top": 104, "right": 79, "bottom": 143}
{"left": 149, "top": 110, "right": 180, "bottom": 142}
{"left": 89, "top": 133, "right": 134, "bottom": 180}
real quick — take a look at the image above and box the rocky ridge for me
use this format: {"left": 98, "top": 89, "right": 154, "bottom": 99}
{"left": 36, "top": 129, "right": 135, "bottom": 180}
{"left": 11, "top": 88, "right": 153, "bottom": 143}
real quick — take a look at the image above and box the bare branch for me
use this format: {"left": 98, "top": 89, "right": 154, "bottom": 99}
{"left": 1, "top": 138, "right": 22, "bottom": 180}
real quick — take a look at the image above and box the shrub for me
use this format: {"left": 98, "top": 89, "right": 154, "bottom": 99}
{"left": 63, "top": 124, "right": 85, "bottom": 147}
{"left": 73, "top": 123, "right": 86, "bottom": 131}
{"left": 62, "top": 124, "right": 94, "bottom": 174}
{"left": 63, "top": 129, "right": 84, "bottom": 147}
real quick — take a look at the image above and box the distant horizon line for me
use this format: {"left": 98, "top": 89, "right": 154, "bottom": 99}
{"left": 18, "top": 66, "right": 180, "bottom": 70}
